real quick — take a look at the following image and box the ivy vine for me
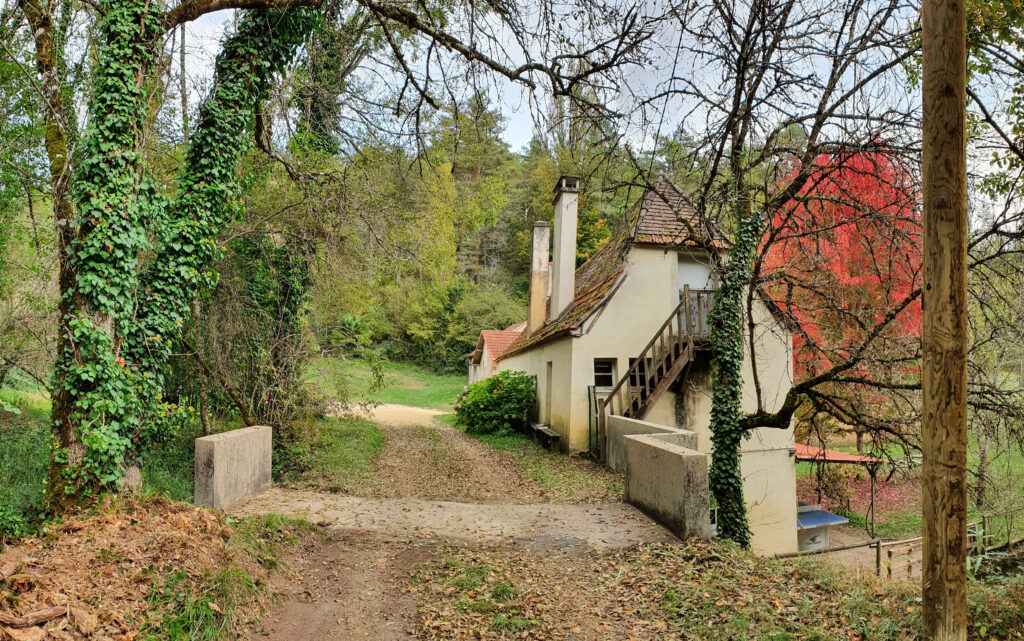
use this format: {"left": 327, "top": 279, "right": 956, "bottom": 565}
{"left": 707, "top": 203, "right": 764, "bottom": 548}
{"left": 50, "top": 5, "right": 318, "bottom": 502}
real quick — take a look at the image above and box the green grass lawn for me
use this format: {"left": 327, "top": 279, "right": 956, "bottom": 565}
{"left": 277, "top": 415, "right": 384, "bottom": 492}
{"left": 306, "top": 356, "right": 465, "bottom": 410}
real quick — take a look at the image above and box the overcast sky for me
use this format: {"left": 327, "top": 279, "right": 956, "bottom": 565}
{"left": 180, "top": 10, "right": 546, "bottom": 152}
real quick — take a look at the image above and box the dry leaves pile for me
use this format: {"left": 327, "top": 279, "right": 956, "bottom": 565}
{"left": 411, "top": 540, "right": 933, "bottom": 641}
{"left": 0, "top": 497, "right": 264, "bottom": 641}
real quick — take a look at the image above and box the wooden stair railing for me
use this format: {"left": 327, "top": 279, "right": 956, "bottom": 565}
{"left": 597, "top": 286, "right": 714, "bottom": 459}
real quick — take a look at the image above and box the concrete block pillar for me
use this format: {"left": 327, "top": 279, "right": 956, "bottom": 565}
{"left": 194, "top": 425, "right": 272, "bottom": 509}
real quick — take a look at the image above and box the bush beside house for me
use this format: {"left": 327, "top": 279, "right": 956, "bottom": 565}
{"left": 454, "top": 370, "right": 536, "bottom": 435}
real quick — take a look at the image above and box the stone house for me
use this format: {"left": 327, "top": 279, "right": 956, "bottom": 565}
{"left": 470, "top": 175, "right": 800, "bottom": 554}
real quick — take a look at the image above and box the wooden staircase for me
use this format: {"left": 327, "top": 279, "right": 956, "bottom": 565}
{"left": 597, "top": 286, "right": 714, "bottom": 457}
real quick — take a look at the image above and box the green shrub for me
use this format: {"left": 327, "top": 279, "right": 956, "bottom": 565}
{"left": 0, "top": 502, "right": 27, "bottom": 547}
{"left": 454, "top": 370, "right": 535, "bottom": 435}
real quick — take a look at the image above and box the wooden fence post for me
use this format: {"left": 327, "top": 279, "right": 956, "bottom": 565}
{"left": 921, "top": 0, "right": 968, "bottom": 637}
{"left": 875, "top": 540, "right": 882, "bottom": 577}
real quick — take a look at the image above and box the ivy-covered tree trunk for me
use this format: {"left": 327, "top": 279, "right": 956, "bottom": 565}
{"left": 47, "top": 0, "right": 165, "bottom": 508}
{"left": 707, "top": 209, "right": 764, "bottom": 547}
{"left": 19, "top": 0, "right": 84, "bottom": 508}
{"left": 47, "top": 4, "right": 317, "bottom": 508}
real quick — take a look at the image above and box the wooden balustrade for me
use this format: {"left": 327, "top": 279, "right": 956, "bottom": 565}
{"left": 596, "top": 287, "right": 715, "bottom": 458}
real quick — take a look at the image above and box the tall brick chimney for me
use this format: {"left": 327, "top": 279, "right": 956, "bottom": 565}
{"left": 550, "top": 175, "right": 579, "bottom": 319}
{"left": 527, "top": 221, "right": 550, "bottom": 335}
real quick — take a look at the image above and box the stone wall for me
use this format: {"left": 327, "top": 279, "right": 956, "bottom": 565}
{"left": 624, "top": 434, "right": 712, "bottom": 540}
{"left": 605, "top": 414, "right": 698, "bottom": 473}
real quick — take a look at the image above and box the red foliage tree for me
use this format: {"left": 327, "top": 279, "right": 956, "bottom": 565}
{"left": 761, "top": 151, "right": 923, "bottom": 442}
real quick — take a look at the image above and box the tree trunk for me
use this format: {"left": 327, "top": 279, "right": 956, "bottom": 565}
{"left": 19, "top": 0, "right": 92, "bottom": 511}
{"left": 180, "top": 24, "right": 189, "bottom": 146}
{"left": 921, "top": 0, "right": 968, "bottom": 636}
{"left": 975, "top": 428, "right": 989, "bottom": 510}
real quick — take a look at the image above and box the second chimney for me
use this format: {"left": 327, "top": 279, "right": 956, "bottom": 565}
{"left": 527, "top": 221, "right": 550, "bottom": 335}
{"left": 550, "top": 175, "right": 579, "bottom": 320}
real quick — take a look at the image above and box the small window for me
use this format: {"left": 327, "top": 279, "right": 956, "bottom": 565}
{"left": 594, "top": 359, "right": 616, "bottom": 388}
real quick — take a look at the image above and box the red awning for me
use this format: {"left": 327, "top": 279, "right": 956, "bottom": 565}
{"left": 794, "top": 443, "right": 885, "bottom": 465}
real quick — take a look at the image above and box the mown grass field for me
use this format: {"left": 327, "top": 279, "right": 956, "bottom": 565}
{"left": 306, "top": 356, "right": 465, "bottom": 411}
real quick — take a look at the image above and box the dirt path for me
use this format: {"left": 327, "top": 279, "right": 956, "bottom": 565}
{"left": 235, "top": 488, "right": 670, "bottom": 549}
{"left": 250, "top": 532, "right": 428, "bottom": 640}
{"left": 238, "top": 404, "right": 669, "bottom": 640}
{"left": 345, "top": 404, "right": 548, "bottom": 502}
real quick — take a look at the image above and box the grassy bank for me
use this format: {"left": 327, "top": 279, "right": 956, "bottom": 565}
{"left": 278, "top": 415, "right": 384, "bottom": 492}
{"left": 307, "top": 356, "right": 464, "bottom": 410}
{"left": 414, "top": 539, "right": 1024, "bottom": 641}
{"left": 442, "top": 415, "right": 622, "bottom": 502}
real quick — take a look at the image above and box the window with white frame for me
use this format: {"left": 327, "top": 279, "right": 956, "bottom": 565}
{"left": 594, "top": 358, "right": 616, "bottom": 388}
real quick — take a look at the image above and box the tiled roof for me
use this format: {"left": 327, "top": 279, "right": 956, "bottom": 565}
{"left": 479, "top": 329, "right": 523, "bottom": 365}
{"left": 500, "top": 176, "right": 721, "bottom": 360}
{"left": 632, "top": 175, "right": 730, "bottom": 248}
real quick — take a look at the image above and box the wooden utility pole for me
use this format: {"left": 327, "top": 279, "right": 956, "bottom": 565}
{"left": 921, "top": 0, "right": 968, "bottom": 637}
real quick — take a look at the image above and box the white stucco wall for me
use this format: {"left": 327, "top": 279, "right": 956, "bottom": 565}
{"left": 677, "top": 250, "right": 716, "bottom": 291}
{"left": 497, "top": 245, "right": 799, "bottom": 554}
{"left": 467, "top": 344, "right": 494, "bottom": 384}
{"left": 498, "top": 338, "right": 575, "bottom": 443}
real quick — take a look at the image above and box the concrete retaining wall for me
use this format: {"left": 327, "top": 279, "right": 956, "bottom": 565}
{"left": 606, "top": 414, "right": 698, "bottom": 473}
{"left": 604, "top": 414, "right": 710, "bottom": 540}
{"left": 623, "top": 434, "right": 712, "bottom": 540}
{"left": 194, "top": 425, "right": 272, "bottom": 509}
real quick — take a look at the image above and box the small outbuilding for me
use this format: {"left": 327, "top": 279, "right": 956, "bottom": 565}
{"left": 466, "top": 322, "right": 525, "bottom": 383}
